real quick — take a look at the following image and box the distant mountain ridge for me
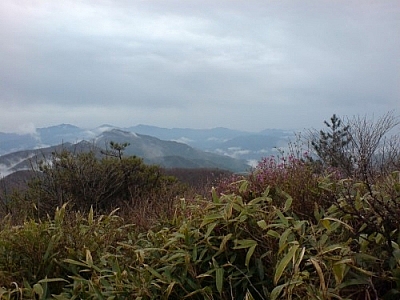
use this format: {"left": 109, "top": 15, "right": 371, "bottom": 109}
{"left": 0, "top": 129, "right": 251, "bottom": 177}
{"left": 0, "top": 141, "right": 97, "bottom": 177}
{"left": 0, "top": 124, "right": 295, "bottom": 174}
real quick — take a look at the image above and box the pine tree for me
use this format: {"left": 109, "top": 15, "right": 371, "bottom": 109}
{"left": 311, "top": 114, "right": 353, "bottom": 175}
{"left": 101, "top": 141, "right": 130, "bottom": 159}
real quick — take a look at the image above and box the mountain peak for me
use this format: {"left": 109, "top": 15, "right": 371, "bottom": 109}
{"left": 39, "top": 124, "right": 80, "bottom": 130}
{"left": 98, "top": 128, "right": 139, "bottom": 140}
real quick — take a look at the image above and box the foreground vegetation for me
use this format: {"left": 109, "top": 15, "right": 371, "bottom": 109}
{"left": 0, "top": 113, "right": 399, "bottom": 299}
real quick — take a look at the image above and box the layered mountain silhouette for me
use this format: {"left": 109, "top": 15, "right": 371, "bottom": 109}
{"left": 0, "top": 129, "right": 250, "bottom": 176}
{"left": 0, "top": 124, "right": 295, "bottom": 176}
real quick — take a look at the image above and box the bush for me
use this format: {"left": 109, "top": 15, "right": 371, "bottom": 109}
{"left": 217, "top": 154, "right": 336, "bottom": 219}
{"left": 19, "top": 149, "right": 185, "bottom": 220}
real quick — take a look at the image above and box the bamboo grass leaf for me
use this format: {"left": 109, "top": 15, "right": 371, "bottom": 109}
{"left": 201, "top": 214, "right": 222, "bottom": 228}
{"left": 233, "top": 239, "right": 257, "bottom": 250}
{"left": 63, "top": 258, "right": 91, "bottom": 268}
{"left": 309, "top": 257, "right": 327, "bottom": 292}
{"left": 270, "top": 283, "right": 285, "bottom": 300}
{"left": 276, "top": 209, "right": 288, "bottom": 227}
{"left": 266, "top": 229, "right": 280, "bottom": 239}
{"left": 332, "top": 261, "right": 349, "bottom": 285}
{"left": 165, "top": 281, "right": 176, "bottom": 299}
{"left": 33, "top": 284, "right": 44, "bottom": 298}
{"left": 245, "top": 244, "right": 257, "bottom": 267}
{"left": 204, "top": 222, "right": 218, "bottom": 239}
{"left": 283, "top": 193, "right": 293, "bottom": 212}
{"left": 274, "top": 243, "right": 299, "bottom": 285}
{"left": 219, "top": 233, "right": 233, "bottom": 252}
{"left": 320, "top": 219, "right": 331, "bottom": 231}
{"left": 211, "top": 187, "right": 220, "bottom": 203}
{"left": 224, "top": 201, "right": 234, "bottom": 220}
{"left": 86, "top": 249, "right": 93, "bottom": 267}
{"left": 88, "top": 206, "right": 94, "bottom": 226}
{"left": 319, "top": 244, "right": 345, "bottom": 255}
{"left": 294, "top": 247, "right": 306, "bottom": 274}
{"left": 248, "top": 196, "right": 266, "bottom": 206}
{"left": 278, "top": 228, "right": 292, "bottom": 253}
{"left": 216, "top": 267, "right": 224, "bottom": 294}
{"left": 145, "top": 266, "right": 164, "bottom": 280}
{"left": 270, "top": 280, "right": 303, "bottom": 300}
{"left": 321, "top": 217, "right": 354, "bottom": 233}
{"left": 239, "top": 180, "right": 249, "bottom": 193}
{"left": 257, "top": 220, "right": 267, "bottom": 230}
{"left": 38, "top": 278, "right": 69, "bottom": 283}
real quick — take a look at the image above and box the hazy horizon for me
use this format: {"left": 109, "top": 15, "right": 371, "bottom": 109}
{"left": 1, "top": 121, "right": 297, "bottom": 135}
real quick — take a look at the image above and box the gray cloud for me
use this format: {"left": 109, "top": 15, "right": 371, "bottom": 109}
{"left": 1, "top": 0, "right": 399, "bottom": 132}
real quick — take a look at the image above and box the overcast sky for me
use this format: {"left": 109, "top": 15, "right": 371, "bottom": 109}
{"left": 1, "top": 0, "right": 399, "bottom": 133}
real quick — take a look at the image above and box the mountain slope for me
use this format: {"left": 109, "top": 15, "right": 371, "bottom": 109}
{"left": 0, "top": 129, "right": 250, "bottom": 176}
{"left": 94, "top": 129, "right": 249, "bottom": 172}
{"left": 0, "top": 141, "right": 99, "bottom": 177}
{"left": 0, "top": 123, "right": 294, "bottom": 165}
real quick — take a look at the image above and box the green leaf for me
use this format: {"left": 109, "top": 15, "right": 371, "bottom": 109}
{"left": 293, "top": 220, "right": 307, "bottom": 232}
{"left": 270, "top": 283, "right": 285, "bottom": 300}
{"left": 38, "top": 278, "right": 69, "bottom": 283}
{"left": 320, "top": 219, "right": 331, "bottom": 231}
{"left": 321, "top": 217, "right": 354, "bottom": 233}
{"left": 204, "top": 222, "right": 218, "bottom": 239}
{"left": 338, "top": 277, "right": 369, "bottom": 289}
{"left": 274, "top": 243, "right": 299, "bottom": 285}
{"left": 283, "top": 193, "right": 293, "bottom": 212}
{"left": 332, "top": 261, "right": 349, "bottom": 285}
{"left": 248, "top": 196, "right": 266, "bottom": 206}
{"left": 294, "top": 247, "right": 306, "bottom": 274}
{"left": 244, "top": 290, "right": 256, "bottom": 300}
{"left": 43, "top": 235, "right": 57, "bottom": 263}
{"left": 245, "top": 244, "right": 257, "bottom": 267}
{"left": 266, "top": 229, "right": 280, "bottom": 239}
{"left": 233, "top": 239, "right": 257, "bottom": 250}
{"left": 164, "top": 252, "right": 186, "bottom": 263}
{"left": 219, "top": 234, "right": 233, "bottom": 252}
{"left": 192, "top": 245, "right": 198, "bottom": 261}
{"left": 276, "top": 209, "right": 288, "bottom": 227}
{"left": 239, "top": 180, "right": 249, "bottom": 193}
{"left": 211, "top": 187, "right": 220, "bottom": 203}
{"left": 216, "top": 267, "right": 224, "bottom": 294}
{"left": 201, "top": 214, "right": 222, "bottom": 228}
{"left": 393, "top": 249, "right": 400, "bottom": 262}
{"left": 257, "top": 220, "right": 267, "bottom": 230}
{"left": 255, "top": 258, "right": 265, "bottom": 281}
{"left": 278, "top": 228, "right": 292, "bottom": 253}
{"left": 146, "top": 266, "right": 164, "bottom": 279}
{"left": 224, "top": 201, "right": 234, "bottom": 220}
{"left": 319, "top": 244, "right": 344, "bottom": 255}
{"left": 270, "top": 280, "right": 303, "bottom": 300}
{"left": 33, "top": 284, "right": 44, "bottom": 298}
{"left": 309, "top": 258, "right": 326, "bottom": 292}
{"left": 63, "top": 258, "right": 90, "bottom": 268}
{"left": 88, "top": 206, "right": 94, "bottom": 226}
{"left": 165, "top": 281, "right": 176, "bottom": 299}
{"left": 86, "top": 249, "right": 93, "bottom": 267}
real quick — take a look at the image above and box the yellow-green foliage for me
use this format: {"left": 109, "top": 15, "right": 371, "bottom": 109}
{"left": 0, "top": 205, "right": 131, "bottom": 297}
{"left": 0, "top": 170, "right": 400, "bottom": 299}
